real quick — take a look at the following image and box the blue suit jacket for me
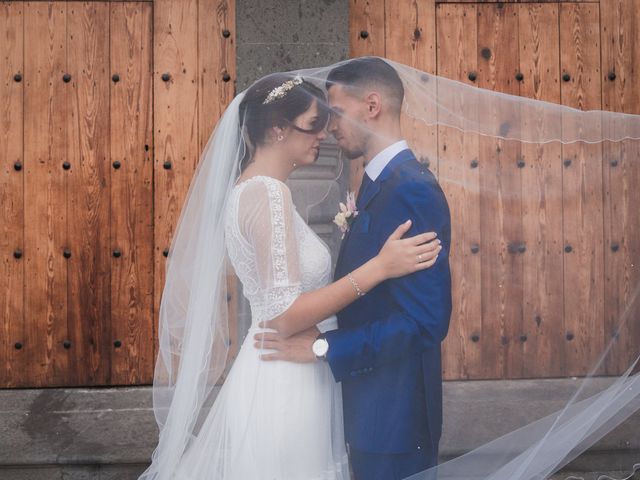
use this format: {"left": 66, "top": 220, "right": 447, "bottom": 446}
{"left": 325, "top": 148, "right": 452, "bottom": 455}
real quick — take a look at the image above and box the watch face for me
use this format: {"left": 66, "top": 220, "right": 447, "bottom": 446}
{"left": 313, "top": 338, "right": 329, "bottom": 357}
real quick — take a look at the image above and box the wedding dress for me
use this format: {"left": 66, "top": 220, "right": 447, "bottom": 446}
{"left": 172, "top": 175, "right": 349, "bottom": 479}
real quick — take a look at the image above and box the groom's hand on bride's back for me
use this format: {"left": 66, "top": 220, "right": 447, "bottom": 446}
{"left": 375, "top": 219, "right": 441, "bottom": 280}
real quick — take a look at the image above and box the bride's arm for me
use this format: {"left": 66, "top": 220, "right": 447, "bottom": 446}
{"left": 260, "top": 220, "right": 441, "bottom": 338}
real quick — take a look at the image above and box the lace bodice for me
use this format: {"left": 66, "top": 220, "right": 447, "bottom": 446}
{"left": 224, "top": 176, "right": 336, "bottom": 331}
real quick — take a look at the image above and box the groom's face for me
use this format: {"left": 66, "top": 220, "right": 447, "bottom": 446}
{"left": 327, "top": 85, "right": 368, "bottom": 160}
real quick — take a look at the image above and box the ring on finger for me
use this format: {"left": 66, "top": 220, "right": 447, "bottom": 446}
{"left": 417, "top": 254, "right": 423, "bottom": 262}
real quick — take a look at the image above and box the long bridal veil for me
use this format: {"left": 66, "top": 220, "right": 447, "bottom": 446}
{"left": 140, "top": 56, "right": 640, "bottom": 480}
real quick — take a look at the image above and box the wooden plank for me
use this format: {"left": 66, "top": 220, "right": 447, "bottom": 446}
{"left": 435, "top": 3, "right": 482, "bottom": 380}
{"left": 65, "top": 1, "right": 111, "bottom": 385}
{"left": 436, "top": 1, "right": 598, "bottom": 3}
{"left": 477, "top": 3, "right": 522, "bottom": 379}
{"left": 198, "top": 0, "right": 235, "bottom": 152}
{"left": 385, "top": 0, "right": 436, "bottom": 73}
{"left": 559, "top": 2, "right": 604, "bottom": 376}
{"left": 350, "top": 0, "right": 385, "bottom": 59}
{"left": 517, "top": 2, "right": 564, "bottom": 378}
{"left": 601, "top": 0, "right": 640, "bottom": 375}
{"left": 19, "top": 0, "right": 154, "bottom": 4}
{"left": 18, "top": 0, "right": 154, "bottom": 4}
{"left": 348, "top": 0, "right": 385, "bottom": 196}
{"left": 23, "top": 1, "right": 68, "bottom": 387}
{"left": 198, "top": 0, "right": 238, "bottom": 367}
{"left": 153, "top": 0, "right": 199, "bottom": 363}
{"left": 0, "top": 1, "right": 24, "bottom": 388}
{"left": 385, "top": 0, "right": 439, "bottom": 176}
{"left": 109, "top": 1, "right": 154, "bottom": 385}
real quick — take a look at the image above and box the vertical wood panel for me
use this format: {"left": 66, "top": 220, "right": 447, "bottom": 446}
{"left": 477, "top": 3, "right": 523, "bottom": 379}
{"left": 198, "top": 0, "right": 235, "bottom": 152}
{"left": 198, "top": 0, "right": 239, "bottom": 366}
{"left": 385, "top": 0, "right": 438, "bottom": 177}
{"left": 601, "top": 0, "right": 640, "bottom": 375}
{"left": 0, "top": 2, "right": 25, "bottom": 387}
{"left": 348, "top": 0, "right": 385, "bottom": 196}
{"left": 518, "top": 3, "right": 565, "bottom": 378}
{"left": 436, "top": 0, "right": 597, "bottom": 3}
{"left": 350, "top": 0, "right": 385, "bottom": 59}
{"left": 66, "top": 1, "right": 111, "bottom": 385}
{"left": 384, "top": 0, "right": 436, "bottom": 73}
{"left": 110, "top": 1, "right": 154, "bottom": 385}
{"left": 559, "top": 2, "right": 604, "bottom": 376}
{"left": 153, "top": 0, "right": 199, "bottom": 363}
{"left": 23, "top": 1, "right": 68, "bottom": 386}
{"left": 436, "top": 3, "right": 482, "bottom": 380}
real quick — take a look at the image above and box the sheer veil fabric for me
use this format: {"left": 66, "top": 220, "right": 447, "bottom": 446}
{"left": 138, "top": 57, "right": 640, "bottom": 480}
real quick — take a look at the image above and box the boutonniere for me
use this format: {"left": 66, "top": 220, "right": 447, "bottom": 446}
{"left": 333, "top": 191, "right": 359, "bottom": 238}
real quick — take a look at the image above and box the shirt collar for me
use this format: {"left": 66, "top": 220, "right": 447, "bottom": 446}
{"left": 364, "top": 140, "right": 409, "bottom": 181}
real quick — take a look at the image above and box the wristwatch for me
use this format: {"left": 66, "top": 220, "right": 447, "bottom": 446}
{"left": 312, "top": 333, "right": 329, "bottom": 361}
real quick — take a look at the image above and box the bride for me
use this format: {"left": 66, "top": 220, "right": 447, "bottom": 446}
{"left": 138, "top": 72, "right": 441, "bottom": 479}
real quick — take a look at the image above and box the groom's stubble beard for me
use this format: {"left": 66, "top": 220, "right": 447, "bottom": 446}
{"left": 333, "top": 132, "right": 364, "bottom": 159}
{"left": 342, "top": 146, "right": 364, "bottom": 160}
{"left": 338, "top": 129, "right": 371, "bottom": 161}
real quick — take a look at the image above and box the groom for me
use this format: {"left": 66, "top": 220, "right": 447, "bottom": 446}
{"left": 265, "top": 57, "right": 452, "bottom": 480}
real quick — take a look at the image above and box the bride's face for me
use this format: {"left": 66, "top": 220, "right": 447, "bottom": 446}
{"left": 282, "top": 99, "right": 327, "bottom": 167}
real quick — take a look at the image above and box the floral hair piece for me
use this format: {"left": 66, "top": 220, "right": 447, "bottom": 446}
{"left": 262, "top": 75, "right": 304, "bottom": 104}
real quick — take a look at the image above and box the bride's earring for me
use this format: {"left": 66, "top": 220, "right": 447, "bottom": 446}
{"left": 293, "top": 162, "right": 297, "bottom": 168}
{"left": 277, "top": 134, "right": 284, "bottom": 141}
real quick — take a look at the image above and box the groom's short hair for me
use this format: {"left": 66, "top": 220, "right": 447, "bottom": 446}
{"left": 325, "top": 57, "right": 404, "bottom": 115}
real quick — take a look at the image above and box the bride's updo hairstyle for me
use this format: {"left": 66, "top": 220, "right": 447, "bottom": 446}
{"left": 238, "top": 73, "right": 329, "bottom": 171}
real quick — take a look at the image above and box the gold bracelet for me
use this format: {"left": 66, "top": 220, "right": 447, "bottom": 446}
{"left": 347, "top": 272, "right": 366, "bottom": 297}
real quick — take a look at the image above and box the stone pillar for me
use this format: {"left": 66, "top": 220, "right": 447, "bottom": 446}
{"left": 235, "top": 0, "right": 351, "bottom": 337}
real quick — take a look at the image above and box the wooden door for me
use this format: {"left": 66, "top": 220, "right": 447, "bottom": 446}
{"left": 1, "top": 1, "right": 153, "bottom": 387}
{"left": 350, "top": 0, "right": 640, "bottom": 380}
{"left": 1, "top": 0, "right": 235, "bottom": 388}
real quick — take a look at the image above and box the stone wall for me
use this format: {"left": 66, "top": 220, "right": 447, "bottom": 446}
{"left": 235, "top": 0, "right": 351, "bottom": 337}
{"left": 236, "top": 0, "right": 348, "bottom": 90}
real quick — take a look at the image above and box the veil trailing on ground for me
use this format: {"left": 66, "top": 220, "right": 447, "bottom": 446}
{"left": 139, "top": 56, "right": 640, "bottom": 480}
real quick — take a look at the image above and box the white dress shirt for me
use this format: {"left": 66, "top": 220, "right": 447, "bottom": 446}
{"left": 364, "top": 139, "right": 409, "bottom": 181}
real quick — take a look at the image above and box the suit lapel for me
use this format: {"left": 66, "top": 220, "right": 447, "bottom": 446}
{"left": 334, "top": 148, "right": 415, "bottom": 279}
{"left": 357, "top": 148, "right": 414, "bottom": 211}
{"left": 356, "top": 179, "right": 380, "bottom": 212}
{"left": 335, "top": 236, "right": 347, "bottom": 279}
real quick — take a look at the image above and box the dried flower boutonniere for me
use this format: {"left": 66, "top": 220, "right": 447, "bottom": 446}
{"left": 333, "top": 191, "right": 359, "bottom": 238}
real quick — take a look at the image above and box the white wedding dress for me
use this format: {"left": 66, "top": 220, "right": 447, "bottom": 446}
{"left": 173, "top": 175, "right": 350, "bottom": 479}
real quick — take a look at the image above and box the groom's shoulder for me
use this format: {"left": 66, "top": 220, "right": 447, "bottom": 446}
{"left": 384, "top": 155, "right": 450, "bottom": 220}
{"left": 392, "top": 155, "right": 444, "bottom": 197}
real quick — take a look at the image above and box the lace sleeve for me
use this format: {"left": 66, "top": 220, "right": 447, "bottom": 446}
{"left": 237, "top": 178, "right": 303, "bottom": 321}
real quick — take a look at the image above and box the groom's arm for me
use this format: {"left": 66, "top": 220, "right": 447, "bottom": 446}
{"left": 323, "top": 178, "right": 452, "bottom": 383}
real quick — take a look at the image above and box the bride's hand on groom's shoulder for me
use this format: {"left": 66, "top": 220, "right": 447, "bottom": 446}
{"left": 375, "top": 219, "right": 442, "bottom": 280}
{"left": 253, "top": 326, "right": 320, "bottom": 363}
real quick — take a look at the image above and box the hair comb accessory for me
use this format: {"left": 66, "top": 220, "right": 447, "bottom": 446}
{"left": 263, "top": 75, "right": 303, "bottom": 104}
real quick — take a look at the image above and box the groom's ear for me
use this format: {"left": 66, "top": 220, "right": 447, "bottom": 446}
{"left": 364, "top": 91, "right": 382, "bottom": 119}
